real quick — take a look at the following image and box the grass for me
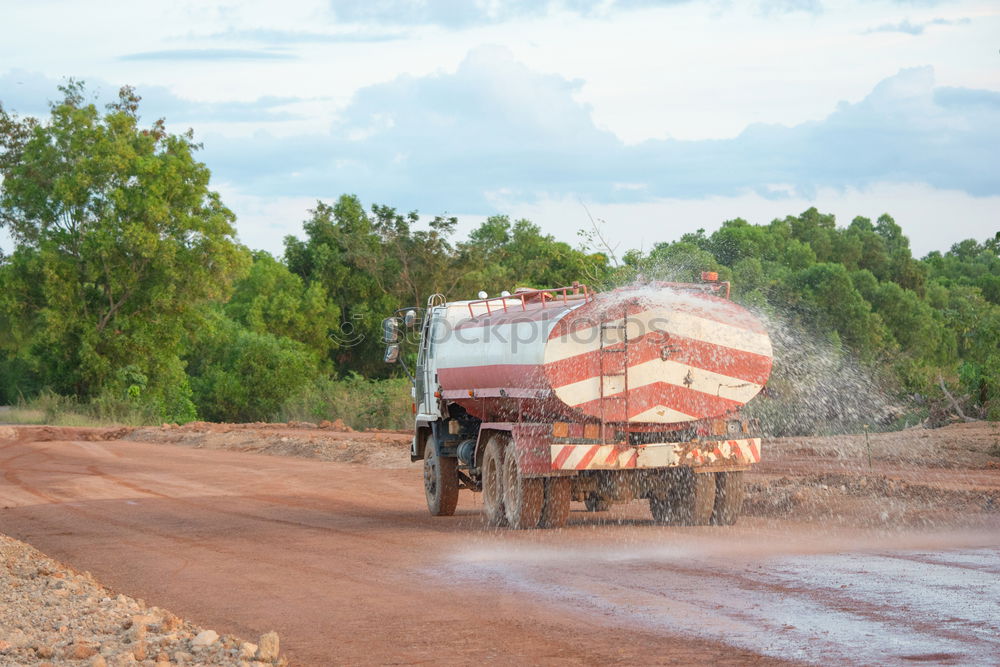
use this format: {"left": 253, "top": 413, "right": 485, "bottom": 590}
{"left": 0, "top": 391, "right": 159, "bottom": 428}
{"left": 2, "top": 377, "right": 415, "bottom": 430}
{"left": 279, "top": 376, "right": 412, "bottom": 430}
{"left": 0, "top": 406, "right": 112, "bottom": 427}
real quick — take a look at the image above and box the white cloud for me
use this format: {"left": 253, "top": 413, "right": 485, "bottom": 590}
{"left": 194, "top": 49, "right": 999, "bottom": 208}
{"left": 2, "top": 0, "right": 997, "bottom": 259}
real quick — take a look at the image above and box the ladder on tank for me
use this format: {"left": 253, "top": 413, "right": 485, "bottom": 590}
{"left": 598, "top": 307, "right": 630, "bottom": 445}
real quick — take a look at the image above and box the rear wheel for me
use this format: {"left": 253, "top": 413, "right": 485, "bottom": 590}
{"left": 711, "top": 471, "right": 745, "bottom": 526}
{"left": 481, "top": 435, "right": 508, "bottom": 527}
{"left": 423, "top": 439, "right": 459, "bottom": 516}
{"left": 584, "top": 493, "right": 610, "bottom": 512}
{"left": 538, "top": 477, "right": 572, "bottom": 528}
{"left": 502, "top": 450, "right": 544, "bottom": 529}
{"left": 649, "top": 469, "right": 716, "bottom": 526}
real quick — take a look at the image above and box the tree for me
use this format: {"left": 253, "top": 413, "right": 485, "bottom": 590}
{"left": 0, "top": 83, "right": 248, "bottom": 419}
{"left": 284, "top": 196, "right": 399, "bottom": 376}
{"left": 795, "top": 263, "right": 889, "bottom": 358}
{"left": 459, "top": 215, "right": 607, "bottom": 290}
{"left": 186, "top": 312, "right": 319, "bottom": 422}
{"left": 226, "top": 251, "right": 339, "bottom": 366}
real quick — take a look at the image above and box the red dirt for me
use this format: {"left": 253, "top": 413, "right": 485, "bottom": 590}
{"left": 1, "top": 424, "right": 790, "bottom": 666}
{"left": 2, "top": 421, "right": 999, "bottom": 665}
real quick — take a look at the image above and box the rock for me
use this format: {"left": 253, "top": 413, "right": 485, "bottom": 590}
{"left": 172, "top": 651, "right": 194, "bottom": 663}
{"left": 256, "top": 631, "right": 280, "bottom": 661}
{"left": 131, "top": 614, "right": 155, "bottom": 628}
{"left": 0, "top": 640, "right": 10, "bottom": 652}
{"left": 6, "top": 629, "right": 28, "bottom": 647}
{"left": 34, "top": 644, "right": 56, "bottom": 659}
{"left": 157, "top": 613, "right": 181, "bottom": 632}
{"left": 132, "top": 641, "right": 147, "bottom": 660}
{"left": 240, "top": 642, "right": 258, "bottom": 658}
{"left": 90, "top": 656, "right": 107, "bottom": 667}
{"left": 67, "top": 643, "right": 99, "bottom": 660}
{"left": 192, "top": 629, "right": 219, "bottom": 647}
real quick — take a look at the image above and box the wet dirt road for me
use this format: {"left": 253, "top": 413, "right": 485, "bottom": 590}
{"left": 2, "top": 426, "right": 998, "bottom": 665}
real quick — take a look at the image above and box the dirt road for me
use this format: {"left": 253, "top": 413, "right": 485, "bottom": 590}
{"left": 1, "top": 423, "right": 998, "bottom": 665}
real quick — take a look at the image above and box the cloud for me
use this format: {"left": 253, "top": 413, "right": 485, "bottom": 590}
{"left": 3, "top": 48, "right": 997, "bottom": 234}
{"left": 757, "top": 0, "right": 823, "bottom": 16}
{"left": 319, "top": 0, "right": 828, "bottom": 27}
{"left": 934, "top": 87, "right": 1000, "bottom": 110}
{"left": 205, "top": 28, "right": 408, "bottom": 44}
{"left": 864, "top": 16, "right": 969, "bottom": 35}
{"left": 0, "top": 70, "right": 305, "bottom": 123}
{"left": 196, "top": 48, "right": 1000, "bottom": 213}
{"left": 325, "top": 0, "right": 692, "bottom": 27}
{"left": 119, "top": 49, "right": 296, "bottom": 61}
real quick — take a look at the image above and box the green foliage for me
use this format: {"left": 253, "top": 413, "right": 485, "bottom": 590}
{"left": 2, "top": 83, "right": 997, "bottom": 428}
{"left": 460, "top": 215, "right": 607, "bottom": 290}
{"left": 186, "top": 313, "right": 319, "bottom": 423}
{"left": 226, "top": 251, "right": 339, "bottom": 366}
{"left": 795, "top": 262, "right": 888, "bottom": 357}
{"left": 924, "top": 236, "right": 1000, "bottom": 305}
{"left": 0, "top": 83, "right": 248, "bottom": 420}
{"left": 284, "top": 197, "right": 406, "bottom": 377}
{"left": 620, "top": 208, "right": 999, "bottom": 420}
{"left": 280, "top": 374, "right": 412, "bottom": 430}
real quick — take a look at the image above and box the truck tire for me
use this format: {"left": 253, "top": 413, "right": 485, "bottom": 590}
{"left": 481, "top": 435, "right": 508, "bottom": 527}
{"left": 501, "top": 449, "right": 543, "bottom": 529}
{"left": 649, "top": 469, "right": 716, "bottom": 526}
{"left": 584, "top": 493, "right": 610, "bottom": 512}
{"left": 424, "top": 440, "right": 459, "bottom": 517}
{"left": 538, "top": 477, "right": 572, "bottom": 528}
{"left": 711, "top": 471, "right": 744, "bottom": 526}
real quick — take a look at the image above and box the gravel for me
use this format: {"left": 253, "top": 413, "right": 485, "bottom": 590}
{"left": 0, "top": 534, "right": 286, "bottom": 666}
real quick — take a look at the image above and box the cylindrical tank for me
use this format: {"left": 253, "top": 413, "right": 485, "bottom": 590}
{"left": 433, "top": 283, "right": 772, "bottom": 425}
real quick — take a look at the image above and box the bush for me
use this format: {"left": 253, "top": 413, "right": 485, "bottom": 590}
{"left": 187, "top": 318, "right": 320, "bottom": 423}
{"left": 281, "top": 374, "right": 412, "bottom": 430}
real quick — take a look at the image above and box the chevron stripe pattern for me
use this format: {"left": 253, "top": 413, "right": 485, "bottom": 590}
{"left": 549, "top": 438, "right": 762, "bottom": 471}
{"left": 543, "top": 292, "right": 773, "bottom": 424}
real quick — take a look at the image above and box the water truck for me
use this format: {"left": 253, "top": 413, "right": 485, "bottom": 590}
{"left": 382, "top": 276, "right": 772, "bottom": 529}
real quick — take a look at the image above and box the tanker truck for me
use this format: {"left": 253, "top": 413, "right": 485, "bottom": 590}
{"left": 382, "top": 276, "right": 772, "bottom": 529}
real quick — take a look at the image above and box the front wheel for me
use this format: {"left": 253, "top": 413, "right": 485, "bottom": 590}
{"left": 424, "top": 440, "right": 459, "bottom": 516}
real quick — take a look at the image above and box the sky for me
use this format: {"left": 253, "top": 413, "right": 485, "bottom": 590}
{"left": 1, "top": 0, "right": 998, "bottom": 258}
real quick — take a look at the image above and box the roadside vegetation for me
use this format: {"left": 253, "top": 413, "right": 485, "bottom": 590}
{"left": 1, "top": 84, "right": 997, "bottom": 430}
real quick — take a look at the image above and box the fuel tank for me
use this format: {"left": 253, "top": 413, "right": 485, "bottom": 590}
{"left": 433, "top": 283, "right": 772, "bottom": 425}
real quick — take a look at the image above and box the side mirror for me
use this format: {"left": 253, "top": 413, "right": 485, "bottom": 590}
{"left": 382, "top": 317, "right": 400, "bottom": 344}
{"left": 403, "top": 309, "right": 417, "bottom": 328}
{"left": 383, "top": 344, "right": 400, "bottom": 364}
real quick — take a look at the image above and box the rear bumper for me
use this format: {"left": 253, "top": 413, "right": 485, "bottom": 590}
{"left": 549, "top": 438, "right": 761, "bottom": 472}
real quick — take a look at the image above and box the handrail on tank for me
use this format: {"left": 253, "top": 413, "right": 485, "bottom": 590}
{"left": 467, "top": 282, "right": 593, "bottom": 317}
